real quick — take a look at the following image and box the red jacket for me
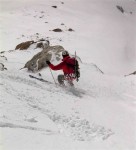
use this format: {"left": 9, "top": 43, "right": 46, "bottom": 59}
{"left": 49, "top": 56, "right": 75, "bottom": 75}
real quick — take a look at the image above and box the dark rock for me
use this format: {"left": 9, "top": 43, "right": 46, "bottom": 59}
{"left": 15, "top": 41, "right": 34, "bottom": 50}
{"left": 15, "top": 40, "right": 50, "bottom": 51}
{"left": 0, "top": 63, "right": 7, "bottom": 71}
{"left": 0, "top": 51, "right": 5, "bottom": 54}
{"left": 36, "top": 42, "right": 44, "bottom": 49}
{"left": 39, "top": 38, "right": 45, "bottom": 41}
{"left": 52, "top": 28, "right": 63, "bottom": 32}
{"left": 61, "top": 23, "right": 64, "bottom": 25}
{"left": 0, "top": 55, "right": 7, "bottom": 61}
{"left": 116, "top": 5, "right": 124, "bottom": 13}
{"left": 68, "top": 28, "right": 74, "bottom": 32}
{"left": 52, "top": 6, "right": 57, "bottom": 8}
{"left": 39, "top": 15, "right": 44, "bottom": 18}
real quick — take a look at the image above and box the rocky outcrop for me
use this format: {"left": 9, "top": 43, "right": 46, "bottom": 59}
{"left": 23, "top": 45, "right": 64, "bottom": 72}
{"left": 15, "top": 39, "right": 49, "bottom": 50}
{"left": 16, "top": 39, "right": 82, "bottom": 72}
{"left": 15, "top": 41, "right": 34, "bottom": 50}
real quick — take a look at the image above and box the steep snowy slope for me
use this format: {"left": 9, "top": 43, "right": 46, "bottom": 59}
{"left": 0, "top": 0, "right": 136, "bottom": 74}
{"left": 0, "top": 64, "right": 136, "bottom": 150}
{"left": 0, "top": 0, "right": 136, "bottom": 150}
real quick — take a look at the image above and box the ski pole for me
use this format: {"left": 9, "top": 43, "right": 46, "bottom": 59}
{"left": 75, "top": 51, "right": 78, "bottom": 81}
{"left": 75, "top": 51, "right": 76, "bottom": 81}
{"left": 49, "top": 67, "right": 57, "bottom": 87}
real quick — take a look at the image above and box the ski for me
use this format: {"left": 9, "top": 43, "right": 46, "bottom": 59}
{"left": 29, "top": 75, "right": 53, "bottom": 84}
{"left": 29, "top": 75, "right": 84, "bottom": 97}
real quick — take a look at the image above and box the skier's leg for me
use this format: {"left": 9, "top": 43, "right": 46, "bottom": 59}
{"left": 58, "top": 74, "right": 65, "bottom": 85}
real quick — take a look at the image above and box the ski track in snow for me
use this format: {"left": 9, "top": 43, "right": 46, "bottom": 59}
{"left": 29, "top": 104, "right": 114, "bottom": 141}
{"left": 0, "top": 72, "right": 114, "bottom": 141}
{"left": 0, "top": 122, "right": 49, "bottom": 133}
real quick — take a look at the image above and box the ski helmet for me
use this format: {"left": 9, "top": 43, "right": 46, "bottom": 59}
{"left": 62, "top": 50, "right": 69, "bottom": 56}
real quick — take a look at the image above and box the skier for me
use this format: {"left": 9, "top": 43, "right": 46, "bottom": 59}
{"left": 46, "top": 50, "right": 80, "bottom": 86}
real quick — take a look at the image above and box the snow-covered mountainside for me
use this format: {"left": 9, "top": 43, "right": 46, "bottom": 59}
{"left": 0, "top": 0, "right": 136, "bottom": 150}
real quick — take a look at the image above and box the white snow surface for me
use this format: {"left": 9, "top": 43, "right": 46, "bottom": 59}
{"left": 0, "top": 0, "right": 136, "bottom": 150}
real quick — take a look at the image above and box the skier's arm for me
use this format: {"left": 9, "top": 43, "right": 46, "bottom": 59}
{"left": 49, "top": 62, "right": 64, "bottom": 70}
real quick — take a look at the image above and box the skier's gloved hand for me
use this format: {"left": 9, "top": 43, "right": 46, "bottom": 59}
{"left": 46, "top": 60, "right": 51, "bottom": 65}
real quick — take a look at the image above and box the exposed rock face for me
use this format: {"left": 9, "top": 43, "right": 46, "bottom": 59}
{"left": 15, "top": 41, "right": 34, "bottom": 50}
{"left": 15, "top": 39, "right": 49, "bottom": 50}
{"left": 36, "top": 42, "right": 44, "bottom": 48}
{"left": 24, "top": 45, "right": 64, "bottom": 72}
{"left": 16, "top": 40, "right": 82, "bottom": 72}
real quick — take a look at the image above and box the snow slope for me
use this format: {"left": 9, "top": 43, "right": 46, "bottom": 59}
{"left": 0, "top": 0, "right": 136, "bottom": 74}
{"left": 0, "top": 0, "right": 136, "bottom": 150}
